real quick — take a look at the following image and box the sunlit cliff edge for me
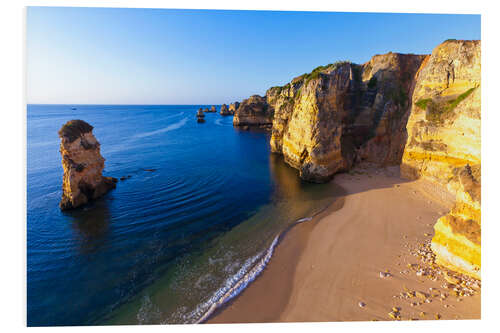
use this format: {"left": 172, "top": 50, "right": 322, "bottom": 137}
{"left": 233, "top": 40, "right": 481, "bottom": 278}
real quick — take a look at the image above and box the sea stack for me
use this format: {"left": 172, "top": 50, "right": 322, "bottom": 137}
{"left": 58, "top": 120, "right": 117, "bottom": 210}
{"left": 229, "top": 102, "right": 240, "bottom": 115}
{"left": 196, "top": 108, "right": 206, "bottom": 123}
{"left": 220, "top": 104, "right": 231, "bottom": 116}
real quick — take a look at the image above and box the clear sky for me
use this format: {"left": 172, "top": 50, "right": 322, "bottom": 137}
{"left": 26, "top": 7, "right": 480, "bottom": 104}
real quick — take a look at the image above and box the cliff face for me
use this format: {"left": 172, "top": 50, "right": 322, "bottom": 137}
{"left": 233, "top": 95, "right": 273, "bottom": 127}
{"left": 232, "top": 39, "right": 480, "bottom": 279}
{"left": 401, "top": 40, "right": 481, "bottom": 278}
{"left": 59, "top": 120, "right": 117, "bottom": 210}
{"left": 220, "top": 104, "right": 231, "bottom": 115}
{"left": 265, "top": 54, "right": 425, "bottom": 182}
{"left": 229, "top": 102, "right": 240, "bottom": 114}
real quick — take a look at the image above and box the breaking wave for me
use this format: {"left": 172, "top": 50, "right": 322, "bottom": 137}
{"left": 192, "top": 215, "right": 315, "bottom": 324}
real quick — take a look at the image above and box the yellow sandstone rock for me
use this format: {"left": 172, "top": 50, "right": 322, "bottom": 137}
{"left": 401, "top": 40, "right": 481, "bottom": 279}
{"left": 59, "top": 120, "right": 117, "bottom": 210}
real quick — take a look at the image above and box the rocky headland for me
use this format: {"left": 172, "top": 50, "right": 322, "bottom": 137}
{"left": 232, "top": 95, "right": 273, "bottom": 128}
{"left": 58, "top": 120, "right": 117, "bottom": 210}
{"left": 232, "top": 40, "right": 481, "bottom": 279}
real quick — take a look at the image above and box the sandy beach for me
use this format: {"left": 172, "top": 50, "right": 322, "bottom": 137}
{"left": 207, "top": 164, "right": 481, "bottom": 323}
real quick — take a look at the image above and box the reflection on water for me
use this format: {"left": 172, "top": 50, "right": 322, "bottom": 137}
{"left": 67, "top": 200, "right": 111, "bottom": 254}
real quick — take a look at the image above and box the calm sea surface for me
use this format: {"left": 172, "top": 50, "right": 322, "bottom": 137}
{"left": 27, "top": 104, "right": 342, "bottom": 326}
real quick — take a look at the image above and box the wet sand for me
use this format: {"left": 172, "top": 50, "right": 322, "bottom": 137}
{"left": 207, "top": 165, "right": 481, "bottom": 323}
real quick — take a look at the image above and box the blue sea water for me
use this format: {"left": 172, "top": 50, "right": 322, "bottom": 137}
{"left": 27, "top": 104, "right": 341, "bottom": 326}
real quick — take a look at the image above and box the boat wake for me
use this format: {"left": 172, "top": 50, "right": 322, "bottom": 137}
{"left": 134, "top": 117, "right": 188, "bottom": 138}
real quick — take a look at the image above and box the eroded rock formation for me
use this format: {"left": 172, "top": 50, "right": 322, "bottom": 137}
{"left": 59, "top": 120, "right": 117, "bottom": 210}
{"left": 400, "top": 40, "right": 481, "bottom": 278}
{"left": 220, "top": 104, "right": 231, "bottom": 116}
{"left": 232, "top": 95, "right": 273, "bottom": 128}
{"left": 229, "top": 102, "right": 240, "bottom": 115}
{"left": 197, "top": 108, "right": 205, "bottom": 123}
{"left": 262, "top": 54, "right": 425, "bottom": 182}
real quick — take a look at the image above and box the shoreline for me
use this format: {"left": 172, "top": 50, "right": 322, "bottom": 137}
{"left": 207, "top": 164, "right": 481, "bottom": 323}
{"left": 204, "top": 192, "right": 346, "bottom": 323}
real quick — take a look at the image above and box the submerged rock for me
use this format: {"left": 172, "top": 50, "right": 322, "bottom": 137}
{"left": 58, "top": 120, "right": 117, "bottom": 210}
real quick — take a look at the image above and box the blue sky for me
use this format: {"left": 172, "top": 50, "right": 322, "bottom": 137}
{"left": 26, "top": 7, "right": 480, "bottom": 104}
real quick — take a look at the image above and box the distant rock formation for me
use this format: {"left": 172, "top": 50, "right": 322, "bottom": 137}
{"left": 203, "top": 105, "right": 217, "bottom": 113}
{"left": 232, "top": 95, "right": 273, "bottom": 129}
{"left": 58, "top": 120, "right": 117, "bottom": 210}
{"left": 229, "top": 102, "right": 240, "bottom": 115}
{"left": 220, "top": 104, "right": 231, "bottom": 116}
{"left": 400, "top": 40, "right": 481, "bottom": 278}
{"left": 196, "top": 108, "right": 205, "bottom": 123}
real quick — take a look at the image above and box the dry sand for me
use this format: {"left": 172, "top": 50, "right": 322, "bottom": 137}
{"left": 207, "top": 165, "right": 481, "bottom": 323}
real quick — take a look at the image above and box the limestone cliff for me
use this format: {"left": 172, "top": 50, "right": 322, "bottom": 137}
{"left": 265, "top": 54, "right": 425, "bottom": 182}
{"left": 59, "top": 120, "right": 117, "bottom": 210}
{"left": 401, "top": 40, "right": 481, "bottom": 278}
{"left": 232, "top": 95, "right": 273, "bottom": 128}
{"left": 229, "top": 102, "right": 240, "bottom": 115}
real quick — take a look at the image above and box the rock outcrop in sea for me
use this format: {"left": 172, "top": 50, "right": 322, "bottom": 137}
{"left": 232, "top": 95, "right": 273, "bottom": 129}
{"left": 197, "top": 108, "right": 206, "bottom": 123}
{"left": 205, "top": 105, "right": 217, "bottom": 113}
{"left": 220, "top": 104, "right": 231, "bottom": 116}
{"left": 400, "top": 40, "right": 481, "bottom": 278}
{"left": 58, "top": 120, "right": 117, "bottom": 210}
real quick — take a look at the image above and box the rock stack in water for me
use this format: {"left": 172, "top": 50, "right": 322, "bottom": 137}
{"left": 229, "top": 102, "right": 240, "bottom": 115}
{"left": 58, "top": 120, "right": 117, "bottom": 210}
{"left": 220, "top": 104, "right": 231, "bottom": 116}
{"left": 232, "top": 95, "right": 273, "bottom": 129}
{"left": 196, "top": 108, "right": 205, "bottom": 123}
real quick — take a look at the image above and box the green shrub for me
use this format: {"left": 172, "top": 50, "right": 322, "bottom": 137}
{"left": 446, "top": 87, "right": 476, "bottom": 110}
{"left": 425, "top": 87, "right": 477, "bottom": 124}
{"left": 415, "top": 98, "right": 432, "bottom": 110}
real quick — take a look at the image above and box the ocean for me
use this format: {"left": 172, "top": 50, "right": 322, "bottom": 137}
{"left": 27, "top": 104, "right": 341, "bottom": 326}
